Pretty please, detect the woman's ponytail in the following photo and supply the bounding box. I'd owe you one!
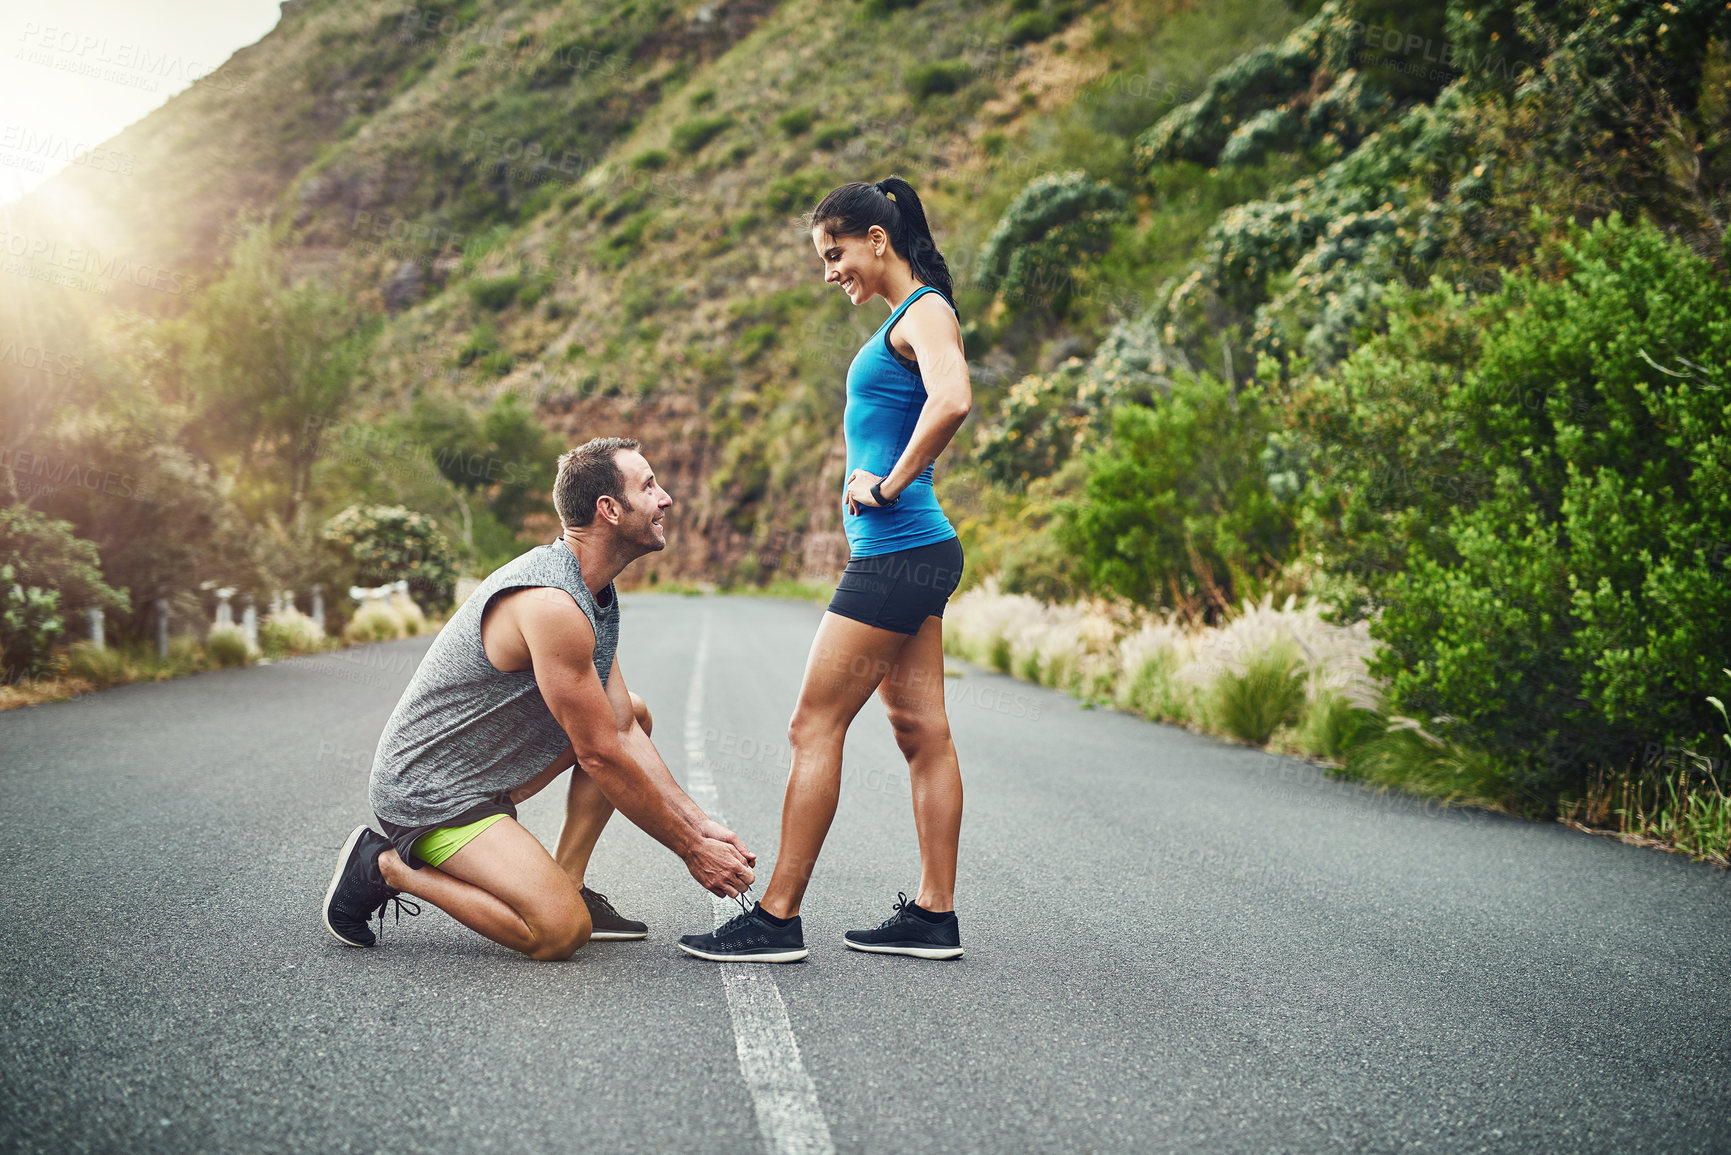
[810,174,954,303]
[874,176,953,303]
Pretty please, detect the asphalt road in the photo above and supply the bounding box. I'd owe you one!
[2,594,1728,1154]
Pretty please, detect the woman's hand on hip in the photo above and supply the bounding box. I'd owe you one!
[844,469,884,516]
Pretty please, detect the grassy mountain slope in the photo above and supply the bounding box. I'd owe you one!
[3,0,1297,584]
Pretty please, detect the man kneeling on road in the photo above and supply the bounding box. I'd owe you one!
[321,437,755,959]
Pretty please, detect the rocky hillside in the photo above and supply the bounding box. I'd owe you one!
[2,0,1293,583]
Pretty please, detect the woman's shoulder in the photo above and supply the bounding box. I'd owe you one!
[904,284,956,313]
[896,287,960,333]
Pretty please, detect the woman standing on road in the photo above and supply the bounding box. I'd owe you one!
[679,176,972,964]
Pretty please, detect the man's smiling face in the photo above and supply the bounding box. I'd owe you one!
[610,449,672,551]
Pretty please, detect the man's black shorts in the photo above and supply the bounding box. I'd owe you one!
[377,791,518,871]
[826,535,964,635]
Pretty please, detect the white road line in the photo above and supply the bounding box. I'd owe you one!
[683,610,836,1155]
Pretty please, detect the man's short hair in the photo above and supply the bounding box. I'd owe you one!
[553,437,640,527]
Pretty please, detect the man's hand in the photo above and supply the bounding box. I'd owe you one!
[685,835,756,898]
[844,468,886,516]
[700,818,756,867]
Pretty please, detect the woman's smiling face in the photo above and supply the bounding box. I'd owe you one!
[812,224,888,305]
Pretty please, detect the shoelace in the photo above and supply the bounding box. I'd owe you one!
[712,884,758,937]
[372,892,421,941]
[875,891,914,930]
[582,887,619,917]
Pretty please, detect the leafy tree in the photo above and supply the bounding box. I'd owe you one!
[973,312,1176,488]
[410,391,560,552]
[1274,280,1494,618]
[27,339,266,640]
[323,504,457,612]
[0,504,129,618]
[1056,373,1291,611]
[196,222,375,529]
[1372,217,1731,791]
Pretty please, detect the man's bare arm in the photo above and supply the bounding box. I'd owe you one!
[520,590,753,895]
[601,654,756,867]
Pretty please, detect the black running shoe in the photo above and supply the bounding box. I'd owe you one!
[678,899,808,963]
[322,825,419,947]
[843,892,963,959]
[581,886,647,941]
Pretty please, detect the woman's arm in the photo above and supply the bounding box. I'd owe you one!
[845,294,972,514]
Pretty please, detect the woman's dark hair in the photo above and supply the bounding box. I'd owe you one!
[809,176,954,302]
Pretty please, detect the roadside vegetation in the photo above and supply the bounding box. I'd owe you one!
[928,0,1731,867]
[3,0,1728,868]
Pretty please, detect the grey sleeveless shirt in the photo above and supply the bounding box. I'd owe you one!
[368,537,619,827]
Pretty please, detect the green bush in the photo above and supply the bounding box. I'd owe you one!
[1007,11,1056,44]
[904,59,971,103]
[1275,281,1492,620]
[0,505,129,620]
[65,640,121,686]
[631,148,670,170]
[1219,107,1299,167]
[1294,691,1378,761]
[1339,724,1512,810]
[322,505,457,612]
[204,624,253,668]
[1,563,64,681]
[601,209,658,265]
[260,610,326,657]
[344,603,407,643]
[774,107,816,137]
[458,323,500,368]
[671,115,733,154]
[811,123,855,151]
[1370,217,1731,793]
[974,313,1173,487]
[513,278,549,308]
[1135,35,1316,167]
[765,169,830,214]
[468,275,524,311]
[1118,649,1193,725]
[1055,373,1290,610]
[974,171,1127,314]
[61,640,127,689]
[1211,646,1305,745]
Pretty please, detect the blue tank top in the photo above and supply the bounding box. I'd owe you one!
[842,284,961,557]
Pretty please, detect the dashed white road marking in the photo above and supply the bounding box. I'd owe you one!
[683,610,836,1155]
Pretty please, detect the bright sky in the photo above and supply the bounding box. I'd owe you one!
[0,0,284,206]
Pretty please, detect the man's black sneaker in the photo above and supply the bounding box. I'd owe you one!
[678,901,808,963]
[322,825,418,947]
[843,893,963,959]
[581,886,647,941]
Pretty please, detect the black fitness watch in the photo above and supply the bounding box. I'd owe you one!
[870,481,899,506]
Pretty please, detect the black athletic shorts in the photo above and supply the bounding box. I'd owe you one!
[377,791,518,871]
[826,535,964,635]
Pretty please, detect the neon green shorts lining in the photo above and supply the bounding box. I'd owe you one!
[411,812,508,867]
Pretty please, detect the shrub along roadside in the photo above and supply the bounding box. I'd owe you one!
[944,582,1730,867]
[1364,216,1731,805]
[0,600,437,712]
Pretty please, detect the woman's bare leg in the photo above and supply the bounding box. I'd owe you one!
[757,612,912,919]
[877,615,961,912]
